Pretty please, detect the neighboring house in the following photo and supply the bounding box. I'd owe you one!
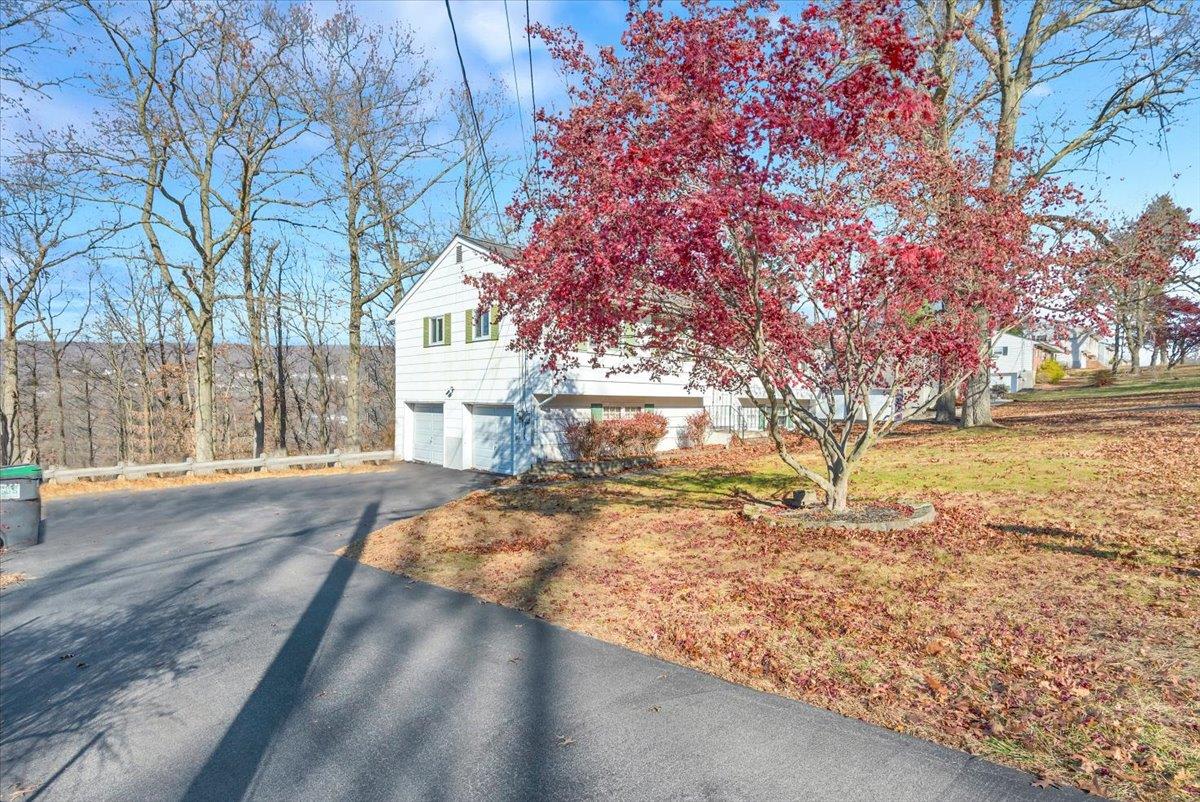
[991,332,1062,392]
[389,234,750,475]
[1054,329,1112,369]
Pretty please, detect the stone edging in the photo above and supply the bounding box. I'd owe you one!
[742,500,936,532]
[521,456,658,481]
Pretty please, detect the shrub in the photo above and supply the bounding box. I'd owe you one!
[990,383,1010,399]
[1037,359,1066,384]
[563,412,669,460]
[612,412,669,456]
[563,419,607,461]
[682,410,711,448]
[1090,369,1115,387]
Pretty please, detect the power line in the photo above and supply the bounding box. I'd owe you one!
[443,0,505,230]
[525,0,541,203]
[503,0,531,172]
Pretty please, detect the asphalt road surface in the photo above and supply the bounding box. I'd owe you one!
[0,463,1088,801]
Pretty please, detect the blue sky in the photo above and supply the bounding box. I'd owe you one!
[7,0,1199,338]
[22,0,1194,218]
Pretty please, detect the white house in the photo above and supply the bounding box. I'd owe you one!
[389,234,771,475]
[990,332,1061,391]
[390,234,939,475]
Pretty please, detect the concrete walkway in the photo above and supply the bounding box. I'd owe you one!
[0,464,1087,801]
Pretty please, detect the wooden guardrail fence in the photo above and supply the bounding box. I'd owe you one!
[40,450,394,484]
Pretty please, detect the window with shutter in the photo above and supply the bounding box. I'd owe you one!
[427,316,446,345]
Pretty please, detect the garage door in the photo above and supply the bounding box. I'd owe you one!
[473,405,514,474]
[412,403,444,464]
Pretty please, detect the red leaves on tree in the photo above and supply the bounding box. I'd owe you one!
[480,0,1073,505]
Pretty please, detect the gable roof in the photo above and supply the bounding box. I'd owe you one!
[457,233,519,260]
[385,233,519,321]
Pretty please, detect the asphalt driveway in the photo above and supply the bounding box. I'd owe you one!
[1,463,1086,801]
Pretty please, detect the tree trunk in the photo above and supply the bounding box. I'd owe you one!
[345,201,362,453]
[274,268,288,453]
[194,325,216,462]
[959,313,993,428]
[28,345,41,462]
[1124,323,1142,375]
[242,229,267,458]
[1110,324,1123,373]
[933,378,957,423]
[826,468,849,513]
[51,353,67,465]
[1,322,18,464]
[960,364,993,427]
[83,375,95,467]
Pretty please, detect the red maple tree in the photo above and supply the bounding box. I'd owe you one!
[1153,295,1200,368]
[483,0,1059,510]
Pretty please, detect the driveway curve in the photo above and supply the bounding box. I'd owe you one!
[1,463,1086,801]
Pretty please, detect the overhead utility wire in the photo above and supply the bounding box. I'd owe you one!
[443,0,505,228]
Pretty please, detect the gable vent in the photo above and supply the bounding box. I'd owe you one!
[456,244,463,263]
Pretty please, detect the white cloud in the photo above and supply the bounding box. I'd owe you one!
[1028,83,1053,98]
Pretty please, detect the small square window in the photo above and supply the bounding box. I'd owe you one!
[474,310,490,339]
[428,316,445,345]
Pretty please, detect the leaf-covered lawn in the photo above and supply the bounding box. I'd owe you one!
[345,378,1200,800]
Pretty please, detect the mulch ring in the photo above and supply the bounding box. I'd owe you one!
[743,499,935,531]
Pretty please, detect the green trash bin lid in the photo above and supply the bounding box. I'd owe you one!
[0,463,42,480]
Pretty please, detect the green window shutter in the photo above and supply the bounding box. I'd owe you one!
[590,403,603,422]
[443,312,451,345]
[489,304,500,340]
[465,309,474,343]
[643,403,655,412]
[422,317,430,348]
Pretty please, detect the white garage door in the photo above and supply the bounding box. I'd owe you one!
[412,403,444,464]
[473,405,514,474]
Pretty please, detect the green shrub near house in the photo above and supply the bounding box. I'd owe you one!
[1037,359,1066,384]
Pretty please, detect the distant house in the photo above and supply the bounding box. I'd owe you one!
[1055,330,1112,369]
[991,332,1062,391]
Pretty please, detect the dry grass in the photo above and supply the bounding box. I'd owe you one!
[344,377,1200,800]
[40,462,394,501]
[0,571,29,590]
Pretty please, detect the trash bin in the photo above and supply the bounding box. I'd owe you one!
[0,464,43,549]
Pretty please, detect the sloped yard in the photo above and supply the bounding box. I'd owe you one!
[345,377,1200,800]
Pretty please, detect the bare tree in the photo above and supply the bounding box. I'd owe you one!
[286,265,340,454]
[298,4,456,451]
[0,0,79,107]
[448,84,514,240]
[32,267,92,465]
[913,0,1200,426]
[1,134,112,463]
[81,0,301,461]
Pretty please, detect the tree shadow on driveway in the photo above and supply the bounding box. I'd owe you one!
[0,581,226,797]
[181,501,381,801]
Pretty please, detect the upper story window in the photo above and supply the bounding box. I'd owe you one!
[994,346,1009,356]
[474,309,490,339]
[426,315,446,346]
